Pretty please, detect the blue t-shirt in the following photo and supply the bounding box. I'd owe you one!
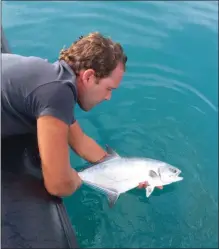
[1,53,77,138]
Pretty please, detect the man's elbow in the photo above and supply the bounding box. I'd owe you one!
[44,179,79,197]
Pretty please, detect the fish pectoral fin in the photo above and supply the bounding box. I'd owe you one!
[149,170,159,178]
[145,185,155,198]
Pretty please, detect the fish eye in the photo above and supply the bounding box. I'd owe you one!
[170,168,177,173]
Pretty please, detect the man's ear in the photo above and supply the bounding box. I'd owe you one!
[81,69,95,86]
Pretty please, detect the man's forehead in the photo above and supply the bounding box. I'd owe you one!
[110,64,124,86]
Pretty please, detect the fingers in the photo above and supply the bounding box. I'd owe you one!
[138,181,148,189]
[138,181,163,190]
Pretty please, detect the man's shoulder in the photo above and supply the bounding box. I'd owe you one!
[2,53,55,81]
[2,53,76,81]
[2,53,77,100]
[3,53,50,62]
[2,53,52,67]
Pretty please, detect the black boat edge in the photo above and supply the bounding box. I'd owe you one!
[1,26,79,248]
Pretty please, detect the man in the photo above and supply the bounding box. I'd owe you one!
[2,32,127,196]
[2,32,162,197]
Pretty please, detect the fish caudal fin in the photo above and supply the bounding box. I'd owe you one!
[145,185,155,197]
[82,180,120,208]
[107,190,120,208]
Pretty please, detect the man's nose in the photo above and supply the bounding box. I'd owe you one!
[105,92,111,100]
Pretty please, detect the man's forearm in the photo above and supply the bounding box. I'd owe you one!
[69,134,108,163]
[68,121,108,163]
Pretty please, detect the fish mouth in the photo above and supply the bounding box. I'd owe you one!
[175,170,181,176]
[174,176,183,182]
[173,170,183,181]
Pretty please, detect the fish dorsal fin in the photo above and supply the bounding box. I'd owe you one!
[145,185,155,198]
[105,145,120,158]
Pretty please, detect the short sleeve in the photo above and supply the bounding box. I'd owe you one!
[25,82,76,125]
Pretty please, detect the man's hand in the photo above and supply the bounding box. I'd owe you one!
[68,121,108,163]
[37,115,81,197]
[138,181,163,190]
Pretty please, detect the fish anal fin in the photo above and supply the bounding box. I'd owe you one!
[146,185,155,198]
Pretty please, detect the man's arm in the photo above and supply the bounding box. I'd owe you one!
[37,115,82,197]
[68,121,108,163]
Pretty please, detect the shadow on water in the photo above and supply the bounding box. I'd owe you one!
[64,186,105,248]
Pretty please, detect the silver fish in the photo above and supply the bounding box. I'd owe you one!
[78,146,183,208]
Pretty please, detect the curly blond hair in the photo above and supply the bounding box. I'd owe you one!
[59,32,127,78]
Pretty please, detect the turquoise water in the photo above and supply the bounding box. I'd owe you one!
[2,1,218,248]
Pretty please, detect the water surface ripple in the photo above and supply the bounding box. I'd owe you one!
[2,1,218,248]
